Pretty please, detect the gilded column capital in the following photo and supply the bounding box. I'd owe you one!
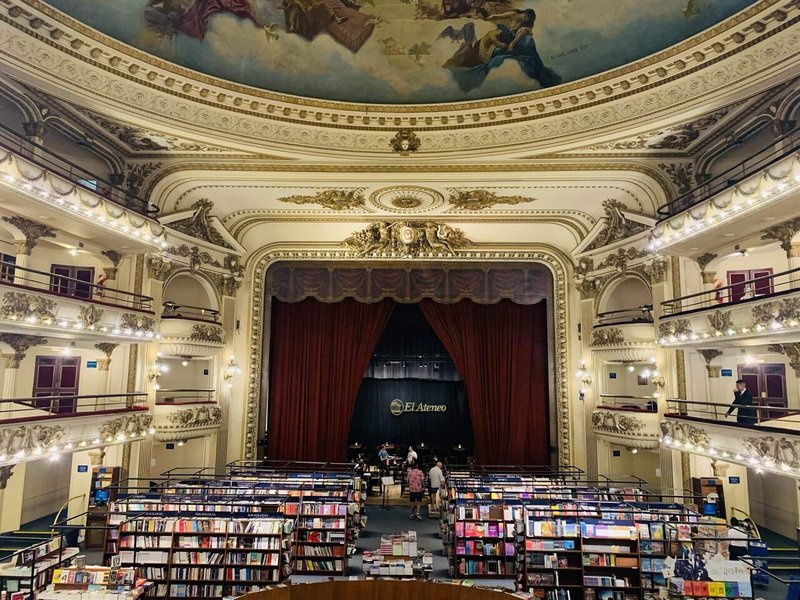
[762,217,800,257]
[696,252,717,272]
[1,216,56,255]
[701,271,717,285]
[0,333,48,367]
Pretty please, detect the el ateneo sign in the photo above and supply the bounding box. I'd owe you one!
[390,398,447,416]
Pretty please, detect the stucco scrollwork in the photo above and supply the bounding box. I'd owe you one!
[741,436,800,469]
[446,189,532,211]
[343,221,473,257]
[99,414,153,441]
[78,305,104,329]
[660,420,710,447]
[119,313,156,334]
[168,198,234,249]
[591,328,625,346]
[147,255,174,281]
[597,247,649,274]
[657,318,692,340]
[585,200,648,251]
[592,410,644,433]
[1,292,57,323]
[189,323,224,344]
[278,189,366,211]
[165,405,223,427]
[707,310,734,333]
[0,424,66,458]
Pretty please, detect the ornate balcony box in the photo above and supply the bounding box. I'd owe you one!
[159,317,224,357]
[657,277,800,348]
[0,397,152,468]
[153,392,222,442]
[0,267,157,343]
[662,404,800,479]
[590,322,656,362]
[592,406,661,449]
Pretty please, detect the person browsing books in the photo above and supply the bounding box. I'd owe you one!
[429,461,446,510]
[728,517,749,560]
[407,461,425,520]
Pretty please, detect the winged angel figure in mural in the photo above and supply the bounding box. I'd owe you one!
[145,0,377,52]
[440,9,561,91]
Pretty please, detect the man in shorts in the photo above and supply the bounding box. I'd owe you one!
[407,461,425,520]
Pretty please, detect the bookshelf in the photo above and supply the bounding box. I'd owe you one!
[116,516,291,599]
[516,504,583,599]
[451,500,522,578]
[0,537,79,599]
[580,521,641,600]
[291,500,349,575]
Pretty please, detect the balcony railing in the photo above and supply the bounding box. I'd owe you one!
[595,306,653,327]
[161,302,219,322]
[0,121,157,217]
[661,266,800,316]
[155,389,216,405]
[0,260,153,312]
[1,392,148,423]
[597,394,658,412]
[656,129,800,220]
[664,398,800,429]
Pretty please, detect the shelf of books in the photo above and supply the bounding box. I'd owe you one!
[116,516,292,599]
[0,536,79,599]
[451,500,524,578]
[41,565,153,599]
[291,500,349,575]
[515,504,582,599]
[580,520,641,600]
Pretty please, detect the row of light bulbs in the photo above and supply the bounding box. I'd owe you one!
[648,165,800,251]
[658,318,799,346]
[0,427,157,465]
[4,312,161,340]
[1,172,167,249]
[662,435,795,476]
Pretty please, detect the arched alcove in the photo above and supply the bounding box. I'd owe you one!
[163,272,218,311]
[599,276,652,314]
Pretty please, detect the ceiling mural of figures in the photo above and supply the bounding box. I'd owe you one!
[44,0,755,104]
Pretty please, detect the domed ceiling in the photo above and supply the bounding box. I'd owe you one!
[44,0,755,105]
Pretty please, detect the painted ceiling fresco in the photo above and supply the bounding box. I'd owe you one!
[44,0,755,104]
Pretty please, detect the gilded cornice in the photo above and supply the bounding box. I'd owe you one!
[148,162,673,204]
[1,0,797,155]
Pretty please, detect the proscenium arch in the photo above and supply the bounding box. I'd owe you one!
[241,246,573,467]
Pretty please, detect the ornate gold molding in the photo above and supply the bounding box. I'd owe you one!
[244,246,572,465]
[343,221,473,258]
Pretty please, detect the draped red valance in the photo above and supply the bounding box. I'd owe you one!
[265,262,552,305]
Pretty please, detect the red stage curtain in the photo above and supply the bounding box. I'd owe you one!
[419,299,550,465]
[267,298,395,462]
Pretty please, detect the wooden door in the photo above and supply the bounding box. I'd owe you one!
[49,265,95,299]
[32,356,80,413]
[736,363,787,421]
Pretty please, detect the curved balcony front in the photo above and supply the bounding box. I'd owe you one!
[591,306,656,362]
[158,303,224,357]
[153,389,222,442]
[592,395,661,450]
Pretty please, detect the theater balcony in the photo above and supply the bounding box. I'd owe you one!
[657,267,800,348]
[590,305,656,362]
[158,302,224,357]
[592,394,661,450]
[662,398,800,479]
[152,389,222,442]
[650,133,800,258]
[0,392,152,467]
[0,261,158,342]
[0,123,166,253]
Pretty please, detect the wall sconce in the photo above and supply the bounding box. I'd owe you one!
[148,355,168,390]
[575,362,592,399]
[223,356,241,389]
[644,365,665,398]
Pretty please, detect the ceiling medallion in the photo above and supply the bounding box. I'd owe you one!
[369,186,444,214]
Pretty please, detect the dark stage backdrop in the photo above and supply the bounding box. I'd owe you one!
[348,378,474,460]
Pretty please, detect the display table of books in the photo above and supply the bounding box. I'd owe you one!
[361,531,433,579]
[37,566,152,599]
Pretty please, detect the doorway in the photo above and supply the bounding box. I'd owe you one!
[736,363,787,420]
[33,356,81,413]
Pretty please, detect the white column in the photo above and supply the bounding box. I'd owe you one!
[788,244,800,286]
[97,358,112,396]
[1,355,18,399]
[12,242,30,286]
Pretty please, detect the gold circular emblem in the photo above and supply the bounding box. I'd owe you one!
[389,399,404,416]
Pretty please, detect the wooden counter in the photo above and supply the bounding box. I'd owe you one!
[240,580,522,600]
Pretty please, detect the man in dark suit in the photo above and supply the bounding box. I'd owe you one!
[726,379,756,425]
